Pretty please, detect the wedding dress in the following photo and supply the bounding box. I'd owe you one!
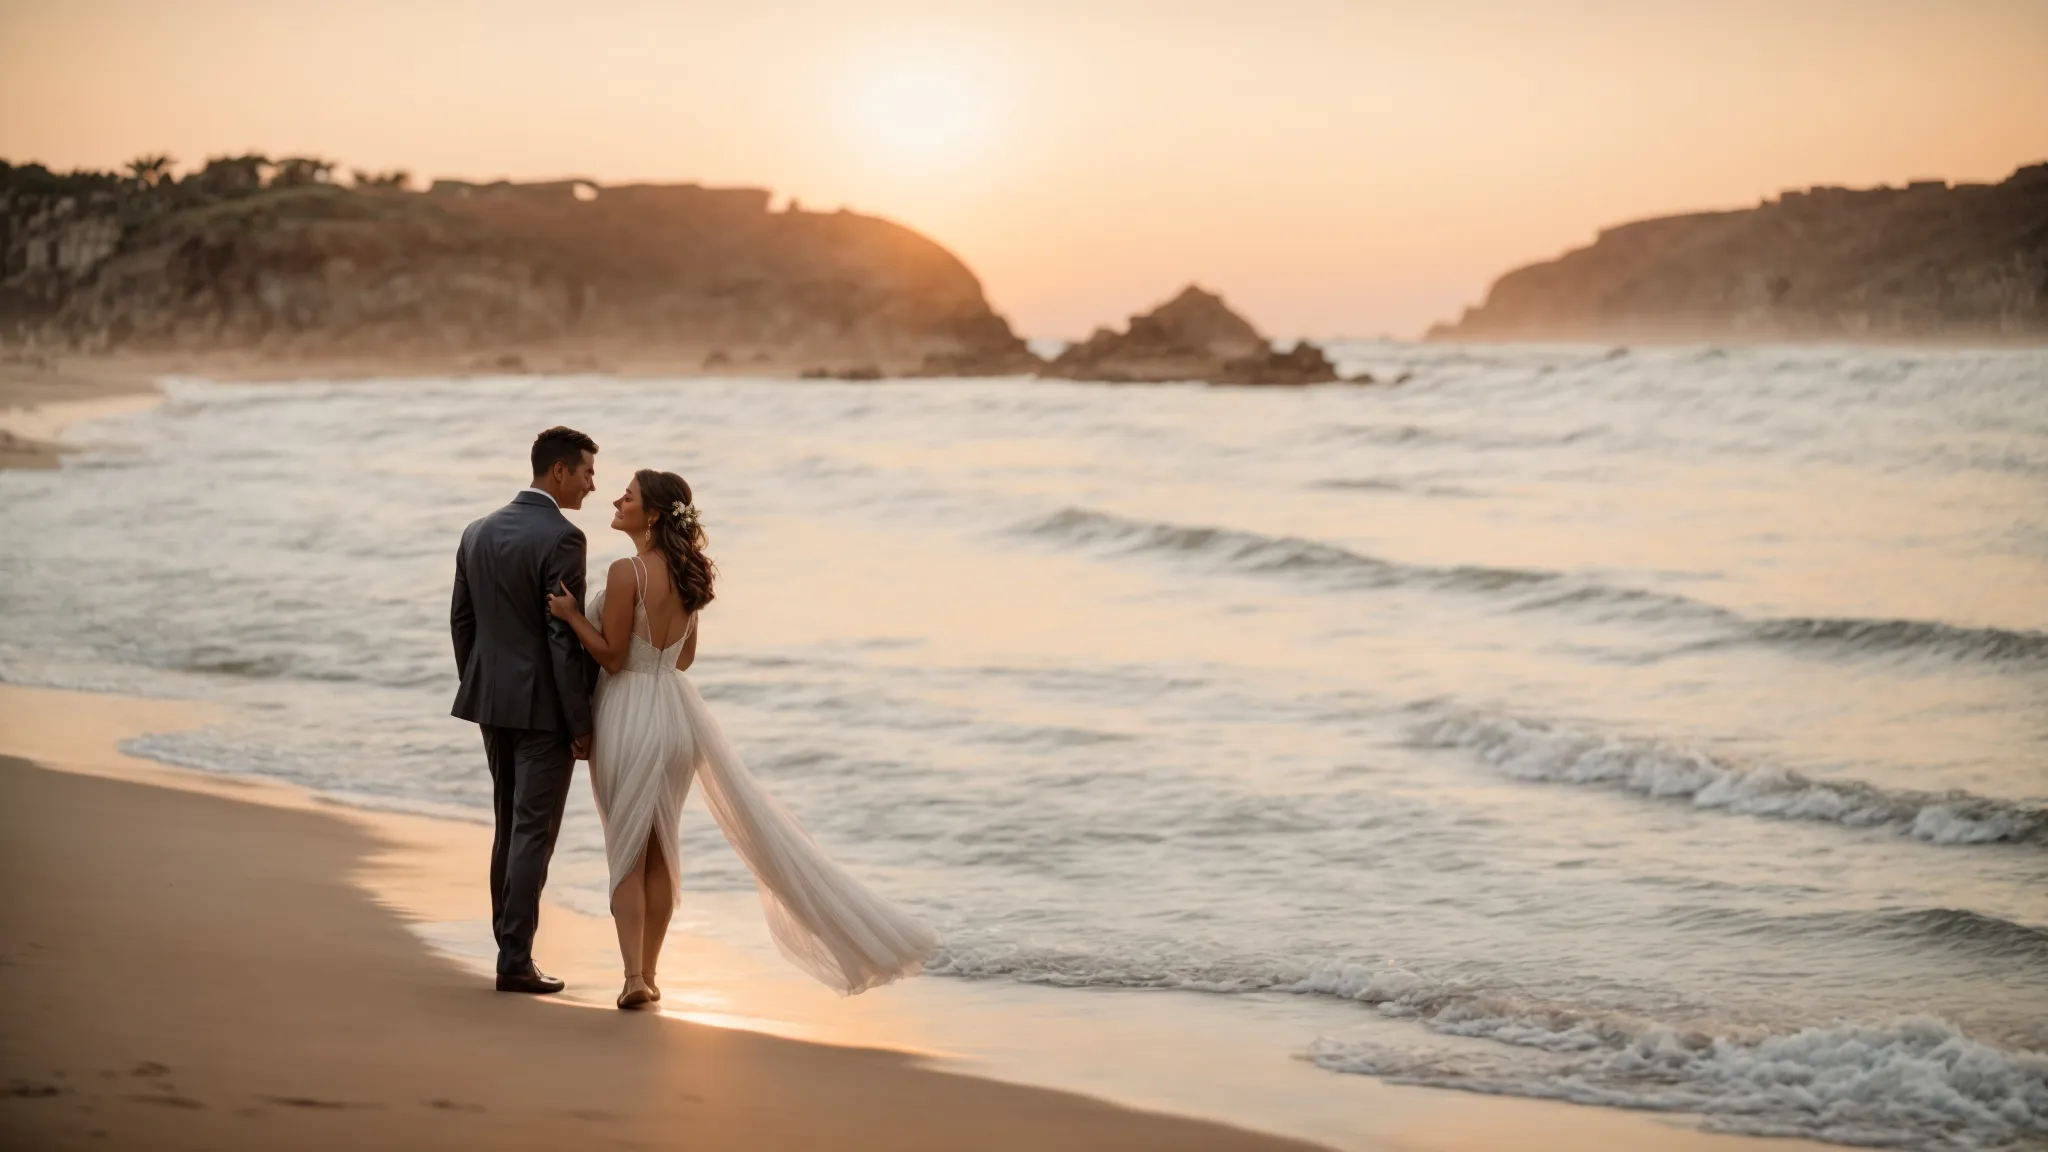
[585,559,935,994]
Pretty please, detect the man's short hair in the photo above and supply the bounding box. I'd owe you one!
[531,426,598,479]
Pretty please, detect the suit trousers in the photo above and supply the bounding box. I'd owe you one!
[481,725,574,974]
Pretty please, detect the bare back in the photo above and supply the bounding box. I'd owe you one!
[629,554,695,666]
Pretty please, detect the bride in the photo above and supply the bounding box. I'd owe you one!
[546,469,935,1008]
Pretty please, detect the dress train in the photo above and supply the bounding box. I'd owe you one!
[587,582,935,994]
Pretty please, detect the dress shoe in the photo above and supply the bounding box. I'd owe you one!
[496,964,566,994]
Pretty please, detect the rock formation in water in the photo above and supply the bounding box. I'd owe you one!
[1431,162,2048,343]
[1043,285,1341,384]
[0,156,1034,372]
[1212,339,1344,385]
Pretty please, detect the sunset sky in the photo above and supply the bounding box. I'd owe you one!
[4,0,2045,338]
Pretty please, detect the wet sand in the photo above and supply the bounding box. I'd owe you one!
[0,684,1850,1152]
[0,687,1331,1152]
[0,354,166,469]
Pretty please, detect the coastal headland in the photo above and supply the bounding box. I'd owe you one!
[1430,162,2048,344]
[8,153,2044,402]
[1,157,1036,379]
[3,154,1371,385]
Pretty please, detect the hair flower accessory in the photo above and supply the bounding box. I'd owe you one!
[671,500,702,533]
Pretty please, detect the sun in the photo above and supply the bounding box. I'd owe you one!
[849,63,993,163]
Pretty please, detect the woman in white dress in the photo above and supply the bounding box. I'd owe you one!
[547,469,935,1009]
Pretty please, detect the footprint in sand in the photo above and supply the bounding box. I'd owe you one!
[126,1093,205,1109]
[259,1095,379,1110]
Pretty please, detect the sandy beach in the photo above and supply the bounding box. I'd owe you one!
[0,354,167,469]
[0,683,1859,1152]
[0,684,1340,1152]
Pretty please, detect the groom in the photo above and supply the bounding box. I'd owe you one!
[451,426,600,994]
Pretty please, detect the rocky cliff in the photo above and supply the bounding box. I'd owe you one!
[1431,162,2048,343]
[0,158,1033,372]
[1045,285,1341,384]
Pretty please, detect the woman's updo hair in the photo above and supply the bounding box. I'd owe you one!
[635,469,716,613]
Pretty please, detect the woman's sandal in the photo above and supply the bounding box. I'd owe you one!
[617,974,654,1010]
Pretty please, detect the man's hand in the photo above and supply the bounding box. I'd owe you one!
[571,734,592,761]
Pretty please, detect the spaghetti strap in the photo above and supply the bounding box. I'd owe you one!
[627,554,653,645]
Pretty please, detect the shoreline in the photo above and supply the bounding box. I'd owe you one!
[0,682,1845,1152]
[0,354,165,468]
[0,684,1335,1152]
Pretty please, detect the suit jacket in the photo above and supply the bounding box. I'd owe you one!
[450,490,597,735]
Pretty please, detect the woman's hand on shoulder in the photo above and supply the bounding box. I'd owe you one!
[546,580,580,621]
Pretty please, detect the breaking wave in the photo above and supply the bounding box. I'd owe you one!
[930,942,2047,1151]
[1019,507,2048,668]
[1745,617,2048,665]
[1408,707,2047,845]
[1311,1017,2048,1151]
[1018,505,1554,593]
[1864,908,2048,963]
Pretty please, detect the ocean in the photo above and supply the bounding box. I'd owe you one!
[3,343,2043,1149]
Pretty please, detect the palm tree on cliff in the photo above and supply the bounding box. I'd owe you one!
[195,154,271,196]
[270,156,336,188]
[351,168,412,190]
[125,154,175,189]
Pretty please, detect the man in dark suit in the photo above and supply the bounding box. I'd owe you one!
[451,426,600,994]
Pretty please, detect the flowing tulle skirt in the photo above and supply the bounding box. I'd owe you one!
[587,652,936,995]
[587,665,695,904]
